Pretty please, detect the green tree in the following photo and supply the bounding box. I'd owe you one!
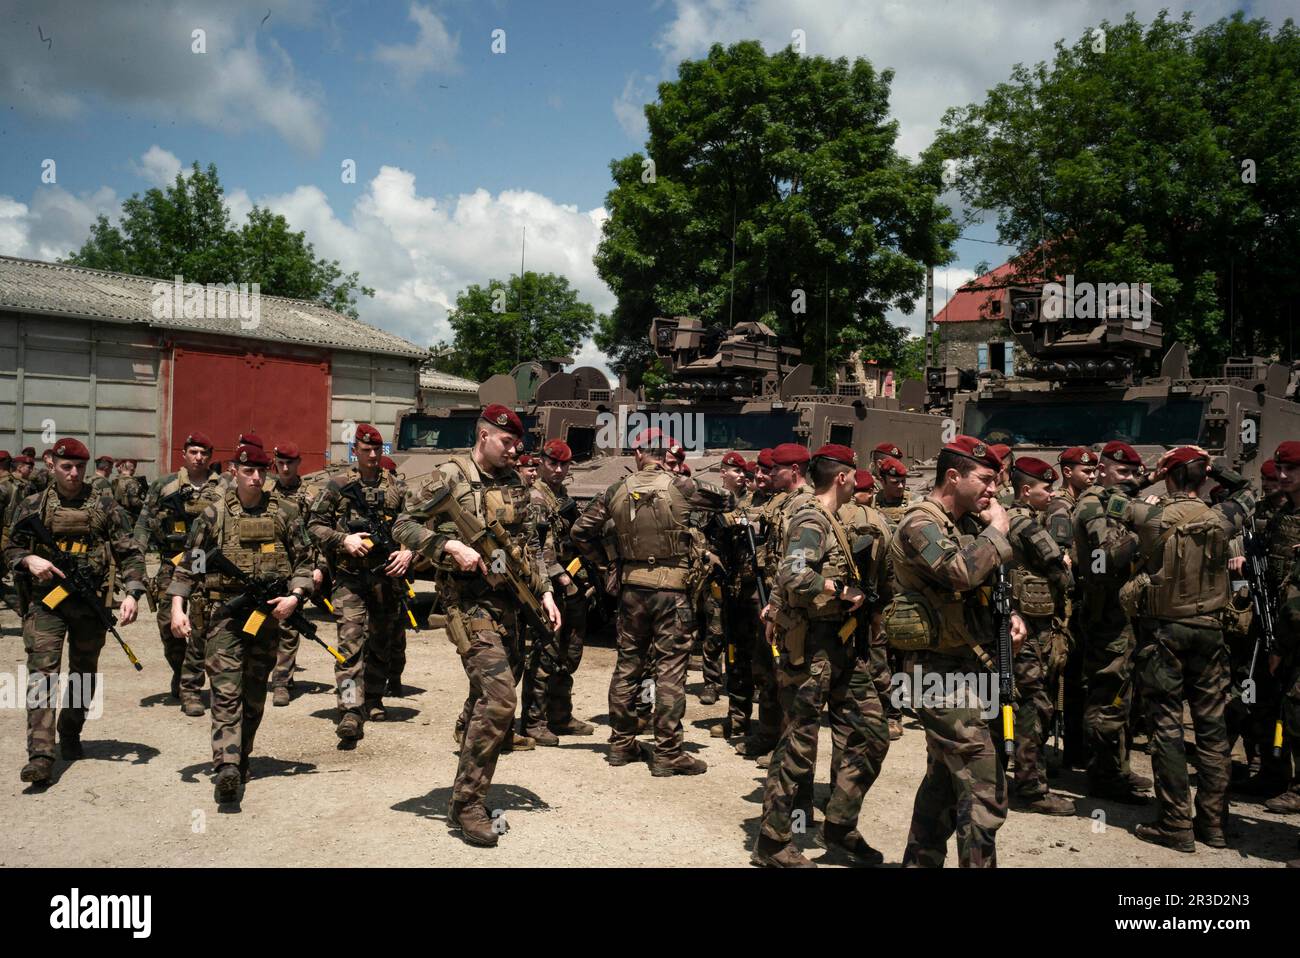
[441,272,602,382]
[64,162,373,319]
[594,41,958,386]
[927,11,1300,372]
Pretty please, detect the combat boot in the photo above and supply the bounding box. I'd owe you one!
[1134,822,1195,853]
[710,718,732,739]
[169,675,181,700]
[525,725,560,747]
[735,735,776,758]
[1088,778,1150,805]
[650,754,707,777]
[818,822,885,865]
[502,731,535,752]
[367,702,387,722]
[1013,791,1076,816]
[386,676,403,697]
[272,687,290,708]
[549,717,594,736]
[449,801,499,847]
[1125,770,1153,791]
[1264,790,1300,814]
[336,712,364,741]
[1193,816,1228,849]
[606,745,642,766]
[699,685,719,705]
[59,734,84,761]
[181,696,205,717]
[888,718,903,741]
[19,756,53,785]
[750,835,815,868]
[213,764,242,805]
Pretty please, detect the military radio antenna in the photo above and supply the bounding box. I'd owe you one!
[728,201,736,327]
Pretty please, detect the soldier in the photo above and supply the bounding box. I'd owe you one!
[1071,440,1154,804]
[869,442,903,473]
[380,455,399,479]
[990,444,1014,507]
[111,459,144,522]
[391,404,561,847]
[133,431,222,715]
[267,442,326,707]
[1002,456,1076,815]
[751,449,775,507]
[0,450,14,538]
[89,456,114,497]
[874,457,912,526]
[852,469,901,740]
[518,453,538,488]
[852,468,876,509]
[4,438,147,786]
[29,448,54,494]
[2,453,37,541]
[1106,446,1254,850]
[520,438,595,743]
[885,436,1027,867]
[709,451,762,736]
[167,443,316,805]
[571,427,732,776]
[307,423,414,741]
[1050,446,1096,771]
[752,445,889,867]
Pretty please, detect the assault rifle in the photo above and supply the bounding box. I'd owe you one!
[156,489,197,551]
[201,549,345,664]
[1241,526,1286,759]
[340,483,421,631]
[12,512,142,671]
[992,563,1016,757]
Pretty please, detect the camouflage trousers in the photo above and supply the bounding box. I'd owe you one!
[724,588,761,733]
[1279,657,1300,796]
[609,586,693,761]
[205,611,278,770]
[448,596,524,806]
[22,604,104,760]
[901,650,1008,868]
[1062,607,1089,767]
[1133,619,1231,831]
[153,564,207,699]
[751,588,782,744]
[330,574,403,716]
[700,588,725,693]
[1009,619,1064,797]
[1080,612,1137,787]
[522,579,586,731]
[270,624,300,690]
[759,625,889,844]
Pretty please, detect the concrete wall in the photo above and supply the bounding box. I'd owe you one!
[329,350,420,463]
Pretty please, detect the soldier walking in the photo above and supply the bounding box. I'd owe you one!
[267,441,325,707]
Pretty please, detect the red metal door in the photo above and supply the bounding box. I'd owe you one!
[169,345,329,472]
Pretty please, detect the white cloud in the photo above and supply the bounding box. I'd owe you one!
[613,73,657,141]
[0,186,119,262]
[132,146,184,188]
[375,3,461,85]
[0,0,326,151]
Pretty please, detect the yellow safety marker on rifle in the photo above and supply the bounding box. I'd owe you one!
[1002,702,1015,754]
[42,585,70,610]
[567,557,582,576]
[401,579,418,629]
[321,596,336,613]
[242,609,267,635]
[170,552,185,566]
[838,616,857,642]
[1275,718,1286,757]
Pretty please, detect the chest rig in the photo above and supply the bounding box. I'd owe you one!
[39,487,111,575]
[206,490,292,591]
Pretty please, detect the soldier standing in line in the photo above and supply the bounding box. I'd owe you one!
[1001,456,1076,815]
[1106,446,1254,850]
[886,436,1026,867]
[2,453,37,546]
[391,404,561,846]
[167,443,316,805]
[518,453,538,488]
[112,459,144,522]
[698,451,751,707]
[0,451,15,544]
[990,444,1015,507]
[752,445,889,868]
[520,438,596,744]
[869,442,903,474]
[571,427,732,776]
[266,441,326,707]
[89,456,115,497]
[29,448,54,495]
[751,449,775,506]
[847,469,902,741]
[5,438,146,786]
[708,451,761,737]
[1049,446,1096,771]
[1071,440,1154,804]
[307,423,414,742]
[133,431,222,715]
[874,457,913,527]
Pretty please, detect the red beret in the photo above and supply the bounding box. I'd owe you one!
[233,444,272,467]
[772,443,811,467]
[480,404,524,439]
[873,442,902,458]
[1162,446,1209,470]
[274,441,301,461]
[757,448,775,469]
[183,431,213,451]
[630,427,666,450]
[1273,441,1300,467]
[854,469,876,492]
[681,463,692,476]
[13,454,34,465]
[51,438,90,461]
[354,423,385,446]
[1012,456,1056,483]
[238,432,264,449]
[517,453,535,467]
[380,456,397,471]
[542,439,572,463]
[95,455,114,467]
[666,442,686,461]
[877,456,908,477]
[989,444,1012,463]
[743,459,757,475]
[1101,441,1142,467]
[812,444,856,467]
[0,450,10,463]
[1261,459,1278,479]
[721,451,747,469]
[943,435,1002,470]
[1059,446,1096,466]
[21,446,35,457]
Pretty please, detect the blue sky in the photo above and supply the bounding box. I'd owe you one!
[1,0,1289,377]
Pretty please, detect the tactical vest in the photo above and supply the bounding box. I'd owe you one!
[157,469,215,546]
[204,490,293,591]
[884,499,985,652]
[876,490,912,526]
[39,487,112,577]
[1123,495,1229,624]
[762,487,814,582]
[439,455,537,592]
[1266,504,1300,595]
[791,500,860,620]
[609,467,693,590]
[1006,505,1056,618]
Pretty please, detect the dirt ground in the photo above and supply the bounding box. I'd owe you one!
[0,587,1295,869]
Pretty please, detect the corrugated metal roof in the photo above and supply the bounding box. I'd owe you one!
[0,255,427,358]
[419,370,479,393]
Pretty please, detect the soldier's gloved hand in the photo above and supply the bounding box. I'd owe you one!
[1010,612,1027,653]
[444,539,486,573]
[342,532,372,557]
[22,555,64,583]
[542,591,562,631]
[119,594,139,626]
[384,547,414,577]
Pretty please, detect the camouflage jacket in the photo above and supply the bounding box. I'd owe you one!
[133,467,224,555]
[1070,483,1139,628]
[167,488,315,600]
[1043,488,1077,555]
[111,474,143,517]
[528,478,579,580]
[307,468,410,575]
[1264,497,1300,654]
[777,498,862,622]
[90,473,114,497]
[0,472,16,542]
[3,482,148,595]
[837,500,892,608]
[1006,503,1074,619]
[875,488,914,527]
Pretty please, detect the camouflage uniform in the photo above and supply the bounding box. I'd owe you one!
[875,488,914,528]
[759,498,889,846]
[1071,484,1142,793]
[133,466,223,705]
[307,467,411,725]
[90,472,114,497]
[111,473,143,522]
[4,482,147,763]
[267,474,321,693]
[715,490,764,736]
[1264,497,1300,808]
[392,455,551,807]
[167,488,314,774]
[1115,477,1253,834]
[1003,503,1073,799]
[888,497,1013,867]
[1044,487,1086,767]
[571,461,732,768]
